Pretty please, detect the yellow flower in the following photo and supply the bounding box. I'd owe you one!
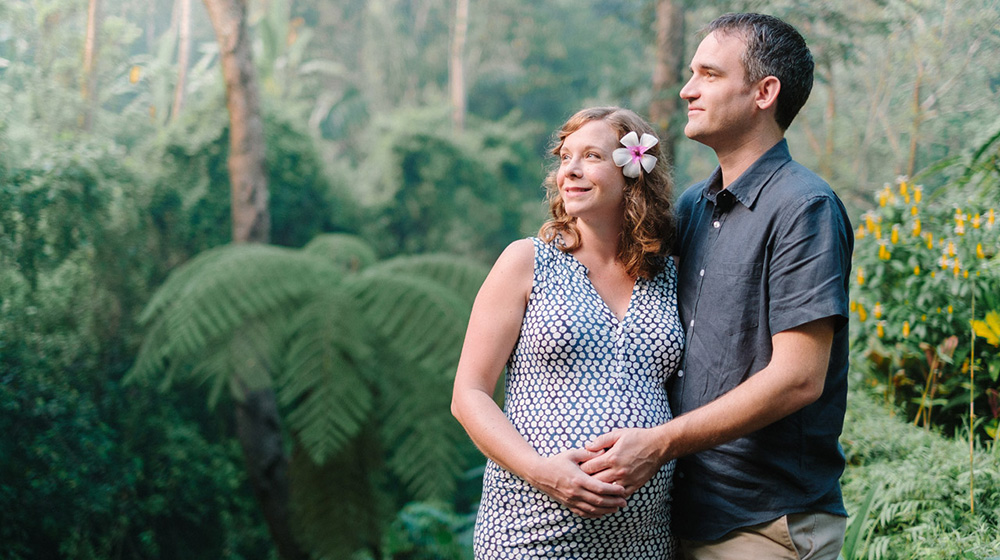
[855,225,866,239]
[856,268,865,286]
[988,209,995,227]
[913,265,921,276]
[931,270,936,278]
[973,214,981,229]
[947,241,956,257]
[955,222,965,235]
[948,305,954,315]
[879,243,891,261]
[921,314,927,321]
[913,186,922,203]
[890,224,900,244]
[876,322,885,338]
[899,181,908,195]
[939,255,950,269]
[865,213,876,233]
[129,66,142,84]
[911,206,919,216]
[972,311,1000,346]
[977,243,985,259]
[874,302,883,319]
[964,269,969,278]
[903,321,910,337]
[858,304,868,322]
[924,232,933,249]
[912,218,922,236]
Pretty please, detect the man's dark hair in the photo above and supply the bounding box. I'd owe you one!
[707,12,814,130]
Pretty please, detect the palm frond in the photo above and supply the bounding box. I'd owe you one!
[302,233,378,273]
[280,289,375,464]
[127,244,342,388]
[344,271,471,374]
[367,253,489,306]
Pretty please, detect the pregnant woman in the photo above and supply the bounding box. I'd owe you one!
[451,106,684,559]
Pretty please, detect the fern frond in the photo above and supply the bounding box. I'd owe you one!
[302,233,378,273]
[381,367,469,500]
[128,244,342,388]
[290,436,391,559]
[378,365,467,497]
[280,290,375,464]
[345,272,470,374]
[138,244,235,325]
[367,253,489,305]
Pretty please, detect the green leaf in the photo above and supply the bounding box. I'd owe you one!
[280,289,375,464]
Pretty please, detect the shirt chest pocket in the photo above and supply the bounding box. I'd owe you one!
[702,261,763,335]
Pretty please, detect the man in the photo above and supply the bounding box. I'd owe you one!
[582,12,853,559]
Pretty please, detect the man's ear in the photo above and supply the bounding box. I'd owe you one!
[755,76,781,110]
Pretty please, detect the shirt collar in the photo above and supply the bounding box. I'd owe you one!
[700,139,792,210]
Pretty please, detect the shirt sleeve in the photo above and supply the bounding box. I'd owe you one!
[767,193,852,335]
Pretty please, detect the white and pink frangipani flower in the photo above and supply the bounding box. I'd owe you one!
[612,131,658,178]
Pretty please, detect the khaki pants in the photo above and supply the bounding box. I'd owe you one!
[680,512,847,560]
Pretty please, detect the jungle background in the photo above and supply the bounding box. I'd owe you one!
[1,0,999,558]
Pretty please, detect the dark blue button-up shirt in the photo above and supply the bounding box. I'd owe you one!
[670,139,853,541]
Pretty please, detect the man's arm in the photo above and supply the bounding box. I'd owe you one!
[581,316,835,496]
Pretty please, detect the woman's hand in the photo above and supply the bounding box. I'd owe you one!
[527,448,628,518]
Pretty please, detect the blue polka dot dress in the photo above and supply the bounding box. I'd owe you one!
[473,237,684,559]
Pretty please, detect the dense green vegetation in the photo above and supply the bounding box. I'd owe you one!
[2,0,999,558]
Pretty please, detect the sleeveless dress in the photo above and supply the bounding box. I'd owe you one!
[473,237,684,559]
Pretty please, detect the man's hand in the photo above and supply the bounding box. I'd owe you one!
[579,428,666,497]
[528,448,628,518]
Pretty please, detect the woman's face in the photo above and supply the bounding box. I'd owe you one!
[556,119,627,224]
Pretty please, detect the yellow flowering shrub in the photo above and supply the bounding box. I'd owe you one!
[851,178,1000,439]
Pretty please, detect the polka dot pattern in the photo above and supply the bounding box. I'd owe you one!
[474,237,684,559]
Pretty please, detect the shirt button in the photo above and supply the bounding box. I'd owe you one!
[699,269,705,277]
[677,369,684,378]
[689,320,694,328]
[713,220,721,228]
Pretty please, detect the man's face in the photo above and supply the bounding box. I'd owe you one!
[679,31,759,150]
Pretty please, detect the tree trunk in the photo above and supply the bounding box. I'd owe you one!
[449,0,469,132]
[204,0,270,245]
[649,0,684,165]
[172,0,192,120]
[81,0,101,131]
[203,1,299,559]
[235,384,307,560]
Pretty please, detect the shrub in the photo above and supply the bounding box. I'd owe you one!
[849,177,1000,441]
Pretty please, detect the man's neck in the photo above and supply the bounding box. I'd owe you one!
[715,129,784,189]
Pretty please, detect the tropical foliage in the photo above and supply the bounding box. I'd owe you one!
[839,388,1000,560]
[849,127,1000,441]
[125,234,489,558]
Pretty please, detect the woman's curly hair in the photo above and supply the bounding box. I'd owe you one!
[538,106,676,279]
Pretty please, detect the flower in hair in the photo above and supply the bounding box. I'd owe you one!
[612,131,658,178]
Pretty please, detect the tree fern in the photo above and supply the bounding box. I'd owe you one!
[346,272,471,373]
[127,234,491,557]
[290,436,390,560]
[302,232,379,272]
[380,367,470,500]
[368,253,489,304]
[280,289,374,464]
[128,244,342,389]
